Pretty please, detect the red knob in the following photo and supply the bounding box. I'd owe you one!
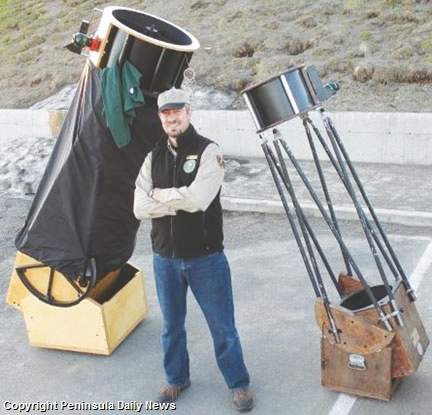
[89,37,101,52]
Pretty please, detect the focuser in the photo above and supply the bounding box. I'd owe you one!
[65,19,101,55]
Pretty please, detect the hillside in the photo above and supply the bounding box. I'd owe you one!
[0,0,432,111]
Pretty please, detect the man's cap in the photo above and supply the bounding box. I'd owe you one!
[157,88,190,112]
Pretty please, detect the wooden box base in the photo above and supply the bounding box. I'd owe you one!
[321,337,400,400]
[317,276,429,400]
[7,260,148,355]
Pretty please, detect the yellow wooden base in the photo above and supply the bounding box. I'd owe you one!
[7,257,148,355]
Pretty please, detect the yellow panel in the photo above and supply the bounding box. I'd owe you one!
[102,271,148,354]
[21,295,109,355]
[15,265,148,355]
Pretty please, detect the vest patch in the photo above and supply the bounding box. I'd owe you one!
[183,159,197,173]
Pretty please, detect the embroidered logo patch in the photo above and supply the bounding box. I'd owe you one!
[183,159,197,173]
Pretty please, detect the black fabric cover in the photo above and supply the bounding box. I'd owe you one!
[15,61,164,280]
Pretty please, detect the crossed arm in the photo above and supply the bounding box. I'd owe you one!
[133,143,224,219]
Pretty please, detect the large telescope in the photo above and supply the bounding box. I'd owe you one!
[242,64,429,400]
[6,6,199,354]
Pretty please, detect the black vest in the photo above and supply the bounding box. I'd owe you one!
[150,124,224,258]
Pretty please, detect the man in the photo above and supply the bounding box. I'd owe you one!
[134,88,253,412]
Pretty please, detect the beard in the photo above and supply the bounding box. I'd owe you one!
[167,127,181,137]
[165,123,185,138]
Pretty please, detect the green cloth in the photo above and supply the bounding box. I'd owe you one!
[100,60,145,148]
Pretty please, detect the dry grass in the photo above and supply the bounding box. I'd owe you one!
[374,65,432,83]
[0,0,432,111]
[233,42,259,58]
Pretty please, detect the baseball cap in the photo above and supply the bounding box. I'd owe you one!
[157,88,190,112]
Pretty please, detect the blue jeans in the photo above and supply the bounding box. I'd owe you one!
[153,251,250,389]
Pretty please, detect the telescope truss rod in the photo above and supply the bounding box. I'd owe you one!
[262,134,341,293]
[307,117,401,283]
[270,139,343,298]
[322,112,416,302]
[303,118,352,277]
[260,136,320,299]
[308,116,404,327]
[272,130,362,286]
[262,136,341,342]
[271,139,342,342]
[276,131,394,331]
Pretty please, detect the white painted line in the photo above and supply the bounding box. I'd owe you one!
[409,240,432,292]
[387,234,432,242]
[327,394,357,415]
[326,239,432,415]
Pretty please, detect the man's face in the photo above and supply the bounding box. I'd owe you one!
[159,105,192,138]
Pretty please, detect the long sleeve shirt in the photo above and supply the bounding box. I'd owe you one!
[134,142,224,219]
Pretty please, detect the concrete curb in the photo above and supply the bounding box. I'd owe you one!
[221,196,432,228]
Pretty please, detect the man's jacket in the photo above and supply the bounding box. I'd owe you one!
[134,124,225,258]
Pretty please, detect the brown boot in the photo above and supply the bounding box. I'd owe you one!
[232,387,254,412]
[157,379,191,403]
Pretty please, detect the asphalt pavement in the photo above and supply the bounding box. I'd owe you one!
[0,157,432,415]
